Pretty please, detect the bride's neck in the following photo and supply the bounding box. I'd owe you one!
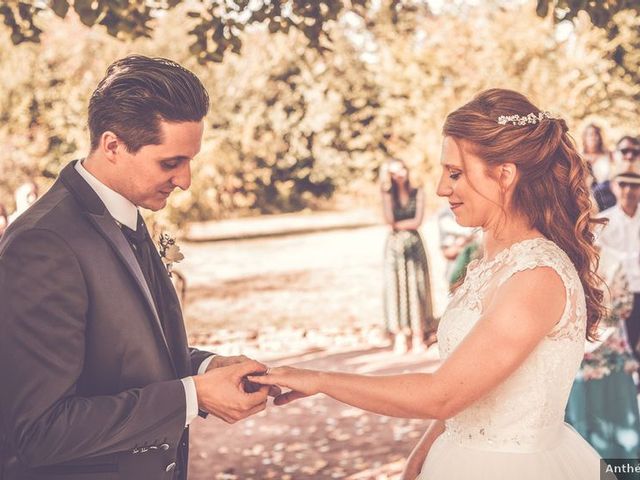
[482,215,541,261]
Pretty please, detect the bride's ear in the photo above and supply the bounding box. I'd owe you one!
[498,163,518,191]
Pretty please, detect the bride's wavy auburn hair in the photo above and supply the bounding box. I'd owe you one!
[444,88,605,340]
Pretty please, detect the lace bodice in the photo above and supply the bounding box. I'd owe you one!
[438,237,587,452]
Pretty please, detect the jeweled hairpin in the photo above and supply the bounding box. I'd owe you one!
[497,111,555,126]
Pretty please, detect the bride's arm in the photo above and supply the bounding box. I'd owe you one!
[400,420,445,480]
[251,266,565,419]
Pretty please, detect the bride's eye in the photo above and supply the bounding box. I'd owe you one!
[449,171,461,180]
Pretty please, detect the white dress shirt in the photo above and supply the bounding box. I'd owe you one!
[597,204,640,293]
[75,160,213,426]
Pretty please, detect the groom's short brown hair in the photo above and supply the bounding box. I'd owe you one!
[88,55,209,153]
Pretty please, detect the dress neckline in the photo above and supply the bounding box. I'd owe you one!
[469,236,549,273]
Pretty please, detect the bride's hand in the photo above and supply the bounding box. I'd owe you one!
[247,366,322,406]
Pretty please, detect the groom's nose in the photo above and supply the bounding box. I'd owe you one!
[172,163,192,191]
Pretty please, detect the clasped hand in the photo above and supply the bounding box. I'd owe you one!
[194,355,278,423]
[248,366,322,406]
[194,355,321,424]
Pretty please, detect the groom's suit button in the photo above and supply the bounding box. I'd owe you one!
[160,443,170,451]
[165,462,176,472]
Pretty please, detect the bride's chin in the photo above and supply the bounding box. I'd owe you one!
[458,219,482,229]
[453,215,472,227]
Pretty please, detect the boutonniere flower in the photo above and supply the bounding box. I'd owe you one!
[158,233,184,277]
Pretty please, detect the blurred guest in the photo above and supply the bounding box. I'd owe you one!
[597,151,640,359]
[381,159,435,352]
[616,135,640,164]
[0,203,8,238]
[582,124,612,184]
[565,247,640,458]
[437,206,476,281]
[594,136,640,214]
[447,233,482,289]
[582,124,615,211]
[8,180,39,223]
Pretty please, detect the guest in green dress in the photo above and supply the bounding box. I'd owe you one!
[447,237,481,290]
[565,249,640,458]
[381,159,435,352]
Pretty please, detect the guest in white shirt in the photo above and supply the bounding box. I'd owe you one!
[7,180,39,223]
[598,144,640,356]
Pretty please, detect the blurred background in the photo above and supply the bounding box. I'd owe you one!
[1,0,639,478]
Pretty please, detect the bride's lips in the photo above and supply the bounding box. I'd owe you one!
[449,202,463,210]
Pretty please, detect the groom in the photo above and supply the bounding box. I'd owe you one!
[0,56,271,480]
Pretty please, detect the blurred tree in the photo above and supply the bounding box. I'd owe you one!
[536,0,640,94]
[0,0,373,63]
[536,0,640,28]
[2,0,638,64]
[175,26,390,219]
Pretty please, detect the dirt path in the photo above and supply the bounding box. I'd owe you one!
[188,345,440,480]
[179,222,449,340]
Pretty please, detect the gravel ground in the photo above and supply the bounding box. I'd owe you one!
[188,345,441,480]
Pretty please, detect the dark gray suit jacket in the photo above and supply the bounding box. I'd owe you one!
[0,162,211,479]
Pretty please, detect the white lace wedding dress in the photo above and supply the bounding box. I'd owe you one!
[418,238,607,480]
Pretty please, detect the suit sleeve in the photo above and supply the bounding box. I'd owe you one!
[0,229,186,467]
[188,348,214,376]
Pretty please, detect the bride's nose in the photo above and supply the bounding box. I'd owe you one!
[437,173,452,197]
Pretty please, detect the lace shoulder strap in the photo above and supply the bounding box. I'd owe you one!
[494,238,585,340]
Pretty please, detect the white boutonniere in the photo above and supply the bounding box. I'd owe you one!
[158,233,184,277]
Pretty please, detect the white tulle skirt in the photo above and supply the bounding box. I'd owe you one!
[418,423,611,480]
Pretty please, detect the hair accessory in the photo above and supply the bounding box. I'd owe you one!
[497,111,556,126]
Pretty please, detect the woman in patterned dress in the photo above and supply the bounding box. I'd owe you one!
[381,159,435,352]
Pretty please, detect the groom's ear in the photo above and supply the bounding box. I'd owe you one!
[100,131,124,164]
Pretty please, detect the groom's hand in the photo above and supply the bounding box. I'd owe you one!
[193,360,270,424]
[205,354,251,371]
[205,355,282,397]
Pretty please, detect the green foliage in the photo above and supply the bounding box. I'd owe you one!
[2,1,639,65]
[535,0,640,91]
[157,20,390,220]
[0,0,373,63]
[536,0,640,28]
[0,20,120,207]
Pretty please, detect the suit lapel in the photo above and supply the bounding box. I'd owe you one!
[147,240,191,376]
[59,161,177,375]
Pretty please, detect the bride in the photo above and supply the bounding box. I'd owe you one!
[249,89,611,479]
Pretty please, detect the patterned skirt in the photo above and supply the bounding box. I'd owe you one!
[383,230,435,336]
[565,370,640,458]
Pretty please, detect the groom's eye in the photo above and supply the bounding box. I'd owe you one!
[161,161,179,170]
